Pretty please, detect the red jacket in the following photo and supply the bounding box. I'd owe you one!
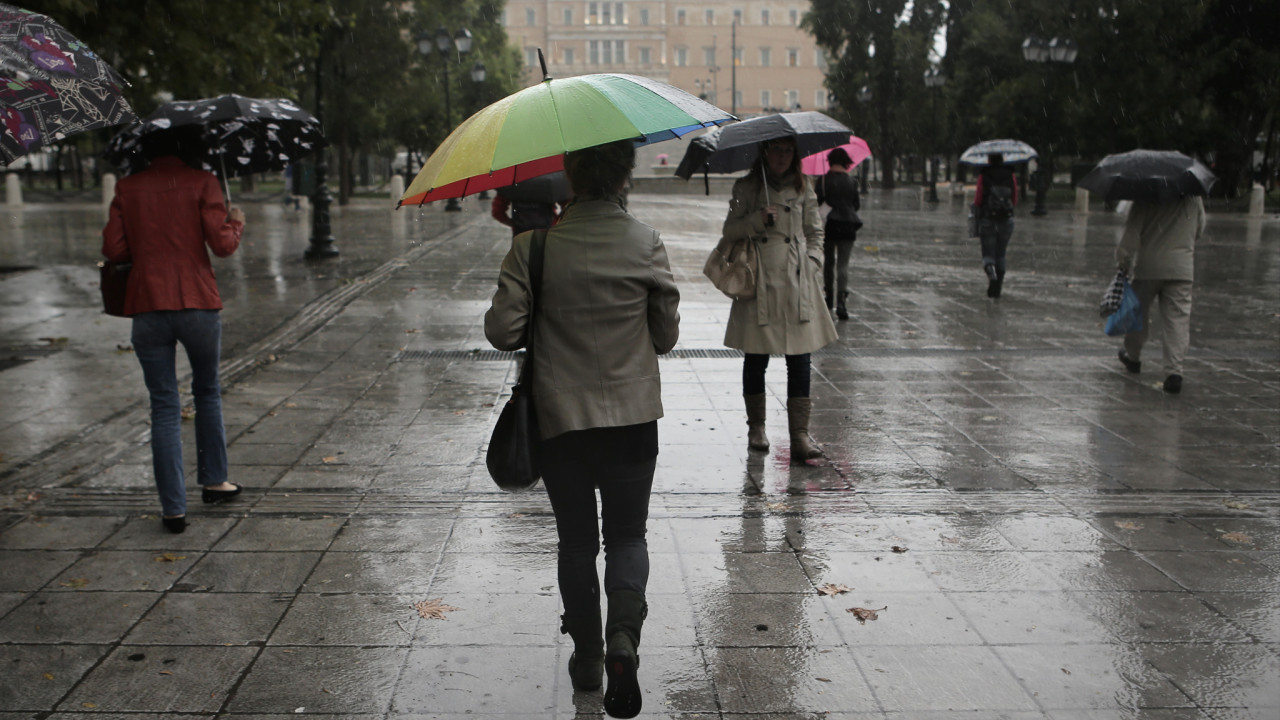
[102,156,242,315]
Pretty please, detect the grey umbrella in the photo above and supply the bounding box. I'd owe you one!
[1078,149,1216,204]
[675,112,852,181]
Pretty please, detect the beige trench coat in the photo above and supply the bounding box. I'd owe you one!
[485,199,681,439]
[721,174,838,355]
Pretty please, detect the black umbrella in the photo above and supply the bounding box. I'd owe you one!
[675,112,853,182]
[0,2,136,165]
[105,94,324,199]
[1077,149,1216,204]
[496,171,572,204]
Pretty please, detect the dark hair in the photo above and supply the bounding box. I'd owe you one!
[750,137,804,192]
[987,152,1004,166]
[142,126,205,168]
[827,147,852,168]
[564,140,635,199]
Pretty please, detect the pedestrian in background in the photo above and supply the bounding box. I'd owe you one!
[485,140,680,719]
[814,146,862,320]
[1114,195,1206,394]
[721,137,837,461]
[101,129,246,534]
[491,195,560,236]
[974,152,1019,298]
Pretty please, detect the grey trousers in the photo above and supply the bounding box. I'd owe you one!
[1124,279,1193,376]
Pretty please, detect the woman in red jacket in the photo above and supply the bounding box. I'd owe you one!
[102,132,246,533]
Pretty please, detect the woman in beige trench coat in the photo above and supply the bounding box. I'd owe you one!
[721,137,838,461]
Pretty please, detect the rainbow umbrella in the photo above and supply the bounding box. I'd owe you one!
[400,59,734,207]
[801,136,872,176]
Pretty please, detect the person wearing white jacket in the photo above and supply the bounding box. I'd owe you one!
[1114,195,1206,393]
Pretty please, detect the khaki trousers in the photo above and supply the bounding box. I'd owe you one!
[1123,279,1193,376]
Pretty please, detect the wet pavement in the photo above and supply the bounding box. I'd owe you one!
[0,188,1278,719]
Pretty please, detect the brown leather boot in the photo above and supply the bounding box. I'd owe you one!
[744,393,769,451]
[787,397,823,463]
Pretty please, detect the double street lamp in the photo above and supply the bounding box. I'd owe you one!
[923,67,946,203]
[418,27,486,211]
[1021,35,1078,215]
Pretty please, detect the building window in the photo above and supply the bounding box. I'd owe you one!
[816,89,827,109]
[787,48,799,67]
[790,9,798,26]
[564,47,575,65]
[564,8,573,25]
[760,48,771,67]
[525,48,538,66]
[761,9,769,26]
[815,49,828,69]
[704,47,716,66]
[675,47,688,66]
[677,9,686,25]
[639,8,649,25]
[733,47,743,66]
[761,89,772,109]
[526,8,536,25]
[734,89,742,109]
[639,46,651,64]
[591,40,624,64]
[787,89,799,109]
[706,9,714,25]
[589,3,598,24]
[602,3,611,25]
[733,9,742,24]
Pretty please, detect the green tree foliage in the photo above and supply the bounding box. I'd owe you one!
[803,0,945,189]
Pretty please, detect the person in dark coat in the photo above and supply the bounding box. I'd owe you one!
[974,152,1019,298]
[814,147,861,320]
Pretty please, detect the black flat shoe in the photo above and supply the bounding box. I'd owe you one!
[162,515,187,534]
[201,483,243,504]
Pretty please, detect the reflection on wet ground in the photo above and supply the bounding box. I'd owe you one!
[1,192,1277,717]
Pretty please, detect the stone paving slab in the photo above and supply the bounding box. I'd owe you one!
[0,194,1278,718]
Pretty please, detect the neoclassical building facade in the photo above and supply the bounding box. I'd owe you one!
[501,1,828,117]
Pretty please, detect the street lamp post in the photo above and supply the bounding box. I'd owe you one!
[305,33,338,260]
[418,27,473,212]
[923,68,946,203]
[856,86,872,193]
[1021,35,1078,216]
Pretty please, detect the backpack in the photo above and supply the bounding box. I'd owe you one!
[985,184,1014,220]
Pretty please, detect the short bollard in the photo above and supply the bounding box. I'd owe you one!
[5,172,21,206]
[102,173,116,206]
[1248,184,1264,217]
[389,174,405,205]
[1075,187,1090,215]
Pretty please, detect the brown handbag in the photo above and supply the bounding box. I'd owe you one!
[98,260,131,317]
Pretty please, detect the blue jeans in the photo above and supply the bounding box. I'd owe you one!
[132,310,228,517]
[979,217,1014,272]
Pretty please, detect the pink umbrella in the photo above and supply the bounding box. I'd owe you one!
[801,136,872,175]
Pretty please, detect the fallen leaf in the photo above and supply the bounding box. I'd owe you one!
[321,456,338,464]
[817,583,852,596]
[847,605,887,624]
[765,502,788,511]
[1114,520,1143,530]
[159,670,173,675]
[405,328,419,334]
[1224,500,1250,510]
[82,702,97,708]
[1221,532,1252,544]
[1061,667,1071,675]
[43,672,53,680]
[180,406,195,421]
[25,491,39,502]
[816,677,831,682]
[38,337,68,345]
[116,344,133,352]
[939,535,959,544]
[891,545,908,553]
[153,553,186,563]
[59,578,90,588]
[415,598,460,620]
[507,513,526,519]
[453,410,466,415]
[285,402,297,408]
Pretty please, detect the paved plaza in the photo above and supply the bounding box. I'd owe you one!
[1,188,1278,718]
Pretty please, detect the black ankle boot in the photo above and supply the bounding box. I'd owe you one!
[984,264,998,298]
[604,591,646,718]
[560,613,604,692]
[993,269,1005,298]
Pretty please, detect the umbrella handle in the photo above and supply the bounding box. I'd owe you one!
[218,155,231,207]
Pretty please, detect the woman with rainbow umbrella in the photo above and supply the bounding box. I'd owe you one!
[441,53,732,718]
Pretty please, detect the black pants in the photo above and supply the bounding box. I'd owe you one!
[540,421,657,618]
[743,353,811,398]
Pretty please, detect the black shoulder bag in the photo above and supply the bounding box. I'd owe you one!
[486,230,547,491]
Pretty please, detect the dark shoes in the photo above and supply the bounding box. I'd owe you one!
[603,591,646,718]
[201,483,242,504]
[561,613,604,692]
[1118,350,1142,374]
[984,264,1001,298]
[161,515,187,534]
[1163,374,1183,394]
